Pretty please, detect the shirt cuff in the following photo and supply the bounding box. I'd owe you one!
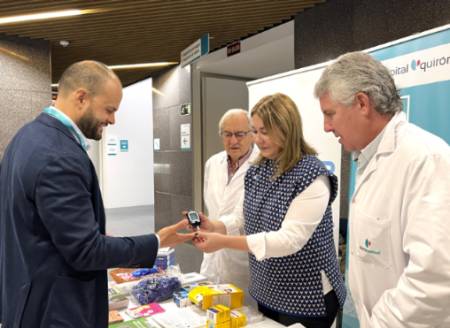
[219,214,241,236]
[155,233,160,250]
[246,232,267,261]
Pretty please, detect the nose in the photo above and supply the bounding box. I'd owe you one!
[109,113,115,125]
[324,120,333,133]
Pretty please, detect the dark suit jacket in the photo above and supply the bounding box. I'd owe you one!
[0,113,158,327]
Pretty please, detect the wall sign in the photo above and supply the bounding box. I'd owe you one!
[154,138,160,151]
[120,139,129,152]
[180,33,209,67]
[180,123,191,150]
[106,136,118,156]
[227,40,241,57]
[180,103,191,116]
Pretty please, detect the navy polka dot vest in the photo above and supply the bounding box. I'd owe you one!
[244,155,346,317]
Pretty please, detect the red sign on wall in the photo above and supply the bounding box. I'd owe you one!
[227,41,241,57]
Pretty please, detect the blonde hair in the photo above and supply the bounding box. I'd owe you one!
[251,93,317,178]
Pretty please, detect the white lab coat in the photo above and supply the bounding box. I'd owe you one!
[348,112,450,327]
[201,147,259,292]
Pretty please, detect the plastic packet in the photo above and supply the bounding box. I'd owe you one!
[131,276,181,305]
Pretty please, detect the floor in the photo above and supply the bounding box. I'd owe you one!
[106,205,203,274]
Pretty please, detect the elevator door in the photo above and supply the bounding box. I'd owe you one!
[201,73,249,165]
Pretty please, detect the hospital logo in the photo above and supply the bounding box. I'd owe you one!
[388,55,450,76]
[410,56,450,72]
[360,238,381,255]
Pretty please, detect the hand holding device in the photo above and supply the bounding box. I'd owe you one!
[186,210,201,230]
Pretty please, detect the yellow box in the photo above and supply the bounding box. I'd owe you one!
[230,310,247,328]
[207,305,230,324]
[188,284,244,310]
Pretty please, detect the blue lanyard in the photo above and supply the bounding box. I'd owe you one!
[43,107,89,151]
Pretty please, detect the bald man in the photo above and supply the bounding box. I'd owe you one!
[0,61,190,327]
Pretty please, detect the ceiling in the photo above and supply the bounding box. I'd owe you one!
[0,0,325,86]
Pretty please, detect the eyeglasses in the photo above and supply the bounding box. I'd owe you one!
[220,130,252,139]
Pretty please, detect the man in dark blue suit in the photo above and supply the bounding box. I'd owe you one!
[0,61,192,327]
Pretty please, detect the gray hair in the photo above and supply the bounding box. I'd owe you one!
[314,52,402,115]
[58,60,121,96]
[218,108,251,133]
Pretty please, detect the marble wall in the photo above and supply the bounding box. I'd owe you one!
[0,35,51,159]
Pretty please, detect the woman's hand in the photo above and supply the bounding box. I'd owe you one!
[182,211,215,232]
[192,231,225,253]
[198,212,215,232]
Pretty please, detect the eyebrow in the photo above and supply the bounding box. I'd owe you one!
[107,106,118,112]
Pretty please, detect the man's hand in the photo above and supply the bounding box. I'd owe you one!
[192,231,225,253]
[157,219,194,248]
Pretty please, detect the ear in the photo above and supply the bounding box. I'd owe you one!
[354,92,372,117]
[73,88,90,109]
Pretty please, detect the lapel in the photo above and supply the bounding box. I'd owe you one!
[352,112,405,200]
[218,152,229,188]
[216,152,230,214]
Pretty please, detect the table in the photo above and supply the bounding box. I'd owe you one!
[115,297,304,328]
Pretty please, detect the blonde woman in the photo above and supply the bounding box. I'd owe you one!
[193,93,345,327]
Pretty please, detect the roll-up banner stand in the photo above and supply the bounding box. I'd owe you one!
[247,24,450,328]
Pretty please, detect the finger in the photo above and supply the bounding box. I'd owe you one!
[193,241,206,251]
[174,233,194,244]
[174,218,189,229]
[192,238,202,245]
[196,237,205,243]
[199,212,208,222]
[177,231,196,239]
[195,231,208,239]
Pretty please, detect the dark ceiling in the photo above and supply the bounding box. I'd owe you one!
[0,0,325,86]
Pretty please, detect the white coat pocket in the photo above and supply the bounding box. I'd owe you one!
[352,205,393,270]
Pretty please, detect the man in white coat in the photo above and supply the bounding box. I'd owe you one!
[314,51,450,327]
[201,109,258,294]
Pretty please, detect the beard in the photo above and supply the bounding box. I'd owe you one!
[78,107,103,140]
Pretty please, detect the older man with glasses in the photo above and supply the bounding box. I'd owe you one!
[199,108,258,296]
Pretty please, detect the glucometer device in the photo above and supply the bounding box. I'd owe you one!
[186,210,201,230]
